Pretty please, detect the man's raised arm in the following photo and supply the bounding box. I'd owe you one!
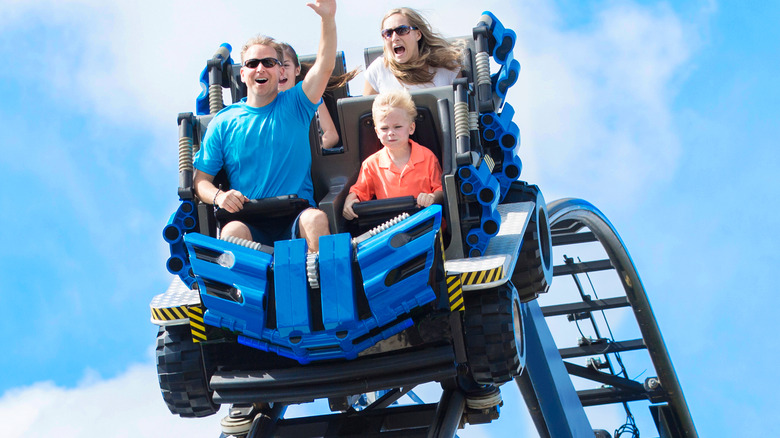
[302,0,337,104]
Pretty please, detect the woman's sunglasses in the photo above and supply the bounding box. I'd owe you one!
[381,25,418,39]
[243,57,282,69]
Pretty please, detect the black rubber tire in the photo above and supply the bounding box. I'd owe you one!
[155,325,219,418]
[512,191,553,302]
[463,285,525,384]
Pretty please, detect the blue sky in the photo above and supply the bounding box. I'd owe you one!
[1,0,777,436]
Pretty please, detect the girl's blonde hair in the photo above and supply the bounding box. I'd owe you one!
[381,7,463,85]
[372,89,418,124]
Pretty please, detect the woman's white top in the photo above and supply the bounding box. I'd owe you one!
[365,56,459,93]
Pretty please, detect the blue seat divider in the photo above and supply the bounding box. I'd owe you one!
[184,232,272,339]
[319,233,357,330]
[273,239,310,338]
[239,228,425,364]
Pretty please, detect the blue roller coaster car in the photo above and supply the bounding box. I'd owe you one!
[150,11,553,427]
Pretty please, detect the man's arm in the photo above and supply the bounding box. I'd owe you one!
[193,170,247,213]
[302,0,337,104]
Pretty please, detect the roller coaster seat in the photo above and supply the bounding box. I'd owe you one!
[312,86,456,236]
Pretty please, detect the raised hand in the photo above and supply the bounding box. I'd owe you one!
[306,0,336,19]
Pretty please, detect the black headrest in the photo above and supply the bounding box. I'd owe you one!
[357,106,442,162]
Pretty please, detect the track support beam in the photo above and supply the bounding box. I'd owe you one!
[516,300,594,437]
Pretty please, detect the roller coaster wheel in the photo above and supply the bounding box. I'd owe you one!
[463,285,525,384]
[512,191,553,302]
[155,325,218,418]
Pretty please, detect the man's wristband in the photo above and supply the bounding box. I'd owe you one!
[213,189,221,207]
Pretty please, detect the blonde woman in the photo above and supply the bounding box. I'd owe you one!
[364,7,463,95]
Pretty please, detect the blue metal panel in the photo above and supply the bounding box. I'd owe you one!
[356,206,442,323]
[520,299,593,437]
[273,239,310,338]
[319,233,357,330]
[184,232,272,339]
[183,207,445,364]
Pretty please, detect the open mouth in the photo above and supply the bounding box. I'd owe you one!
[255,78,269,84]
[278,77,288,85]
[393,45,406,56]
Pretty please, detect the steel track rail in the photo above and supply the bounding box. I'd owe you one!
[547,198,698,438]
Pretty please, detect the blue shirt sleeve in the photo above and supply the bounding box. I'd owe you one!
[194,114,225,176]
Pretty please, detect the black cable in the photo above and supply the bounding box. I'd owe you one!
[578,258,640,437]
[614,410,639,437]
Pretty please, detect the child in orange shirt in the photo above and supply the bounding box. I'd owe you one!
[343,89,444,220]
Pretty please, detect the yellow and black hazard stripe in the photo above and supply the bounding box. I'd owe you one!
[447,275,464,311]
[461,265,504,286]
[438,231,447,263]
[483,154,496,173]
[151,303,208,343]
[151,304,189,323]
[186,305,208,343]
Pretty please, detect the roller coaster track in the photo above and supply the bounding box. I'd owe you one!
[514,198,698,437]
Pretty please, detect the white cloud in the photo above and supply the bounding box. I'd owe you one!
[0,364,224,438]
[509,1,696,209]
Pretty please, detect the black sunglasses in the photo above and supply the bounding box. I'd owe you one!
[381,25,418,39]
[243,57,282,69]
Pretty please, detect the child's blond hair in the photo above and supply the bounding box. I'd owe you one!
[372,89,418,124]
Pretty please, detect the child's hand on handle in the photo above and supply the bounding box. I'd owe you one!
[417,192,436,208]
[343,192,359,220]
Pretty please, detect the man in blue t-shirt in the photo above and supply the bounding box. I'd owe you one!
[193,0,337,252]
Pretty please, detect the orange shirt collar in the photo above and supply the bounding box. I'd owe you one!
[377,140,425,171]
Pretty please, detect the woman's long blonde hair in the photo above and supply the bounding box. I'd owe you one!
[382,7,463,85]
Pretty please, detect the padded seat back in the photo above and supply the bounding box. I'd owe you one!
[336,87,457,180]
[331,88,456,236]
[356,107,441,164]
